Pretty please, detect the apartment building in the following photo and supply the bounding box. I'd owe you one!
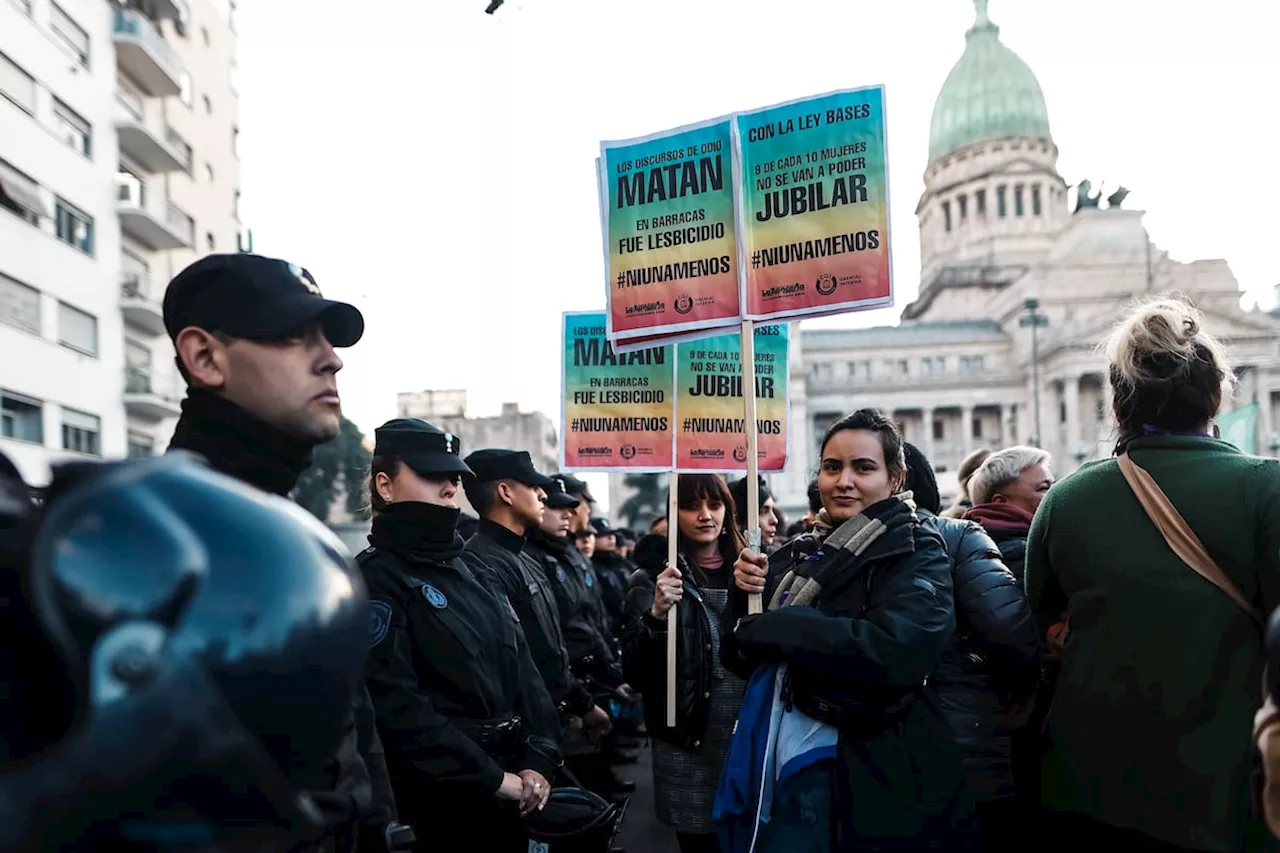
[0,0,240,484]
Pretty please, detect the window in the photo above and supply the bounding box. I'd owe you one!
[202,94,212,115]
[61,408,100,456]
[975,189,986,217]
[179,71,193,107]
[1032,184,1043,216]
[55,199,94,255]
[117,167,146,208]
[957,194,967,222]
[0,273,40,334]
[166,126,193,173]
[127,431,154,458]
[57,301,97,356]
[932,419,945,441]
[942,200,952,232]
[1,390,42,443]
[53,99,92,158]
[1014,184,1025,217]
[0,159,47,224]
[50,3,90,67]
[898,359,909,376]
[996,184,1007,218]
[959,355,986,374]
[0,51,35,115]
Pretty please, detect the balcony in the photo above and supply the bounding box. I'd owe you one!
[115,97,183,174]
[113,9,183,97]
[120,273,166,336]
[123,367,182,421]
[117,176,190,250]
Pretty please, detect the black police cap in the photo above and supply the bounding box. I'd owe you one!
[543,475,581,510]
[163,253,365,347]
[555,473,595,504]
[589,517,617,537]
[464,450,554,489]
[373,418,472,479]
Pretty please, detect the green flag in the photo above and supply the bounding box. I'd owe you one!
[1218,403,1259,454]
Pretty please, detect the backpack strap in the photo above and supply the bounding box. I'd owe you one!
[1116,452,1263,627]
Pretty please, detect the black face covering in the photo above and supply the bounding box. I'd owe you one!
[369,501,465,564]
[529,525,572,554]
[168,390,314,497]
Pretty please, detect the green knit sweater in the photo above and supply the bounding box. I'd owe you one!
[1026,435,1280,852]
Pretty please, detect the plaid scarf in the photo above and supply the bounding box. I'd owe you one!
[769,492,916,611]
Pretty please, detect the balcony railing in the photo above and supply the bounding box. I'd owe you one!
[165,126,192,172]
[166,203,194,245]
[112,8,182,97]
[121,272,149,301]
[124,366,178,400]
[117,173,147,209]
[116,89,144,122]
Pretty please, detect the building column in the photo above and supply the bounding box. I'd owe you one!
[997,404,1009,447]
[1063,374,1082,465]
[1254,371,1273,455]
[922,407,935,461]
[960,405,973,451]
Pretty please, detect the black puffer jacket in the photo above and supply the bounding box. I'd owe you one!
[620,539,716,750]
[924,510,1040,803]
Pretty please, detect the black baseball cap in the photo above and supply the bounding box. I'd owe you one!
[544,475,581,510]
[373,419,472,478]
[465,450,554,489]
[555,473,596,504]
[163,253,365,347]
[589,517,617,537]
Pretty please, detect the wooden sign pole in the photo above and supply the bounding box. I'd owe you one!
[741,319,763,615]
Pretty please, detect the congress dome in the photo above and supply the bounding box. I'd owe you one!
[927,0,1053,163]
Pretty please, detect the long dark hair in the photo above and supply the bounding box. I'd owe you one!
[675,474,745,572]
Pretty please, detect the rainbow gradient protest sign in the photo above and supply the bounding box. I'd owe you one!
[734,86,893,322]
[561,312,675,472]
[600,117,742,345]
[674,323,789,473]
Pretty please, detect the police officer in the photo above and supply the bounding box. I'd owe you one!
[462,451,613,742]
[161,253,398,851]
[359,419,560,852]
[0,452,370,851]
[527,478,637,799]
[589,518,631,635]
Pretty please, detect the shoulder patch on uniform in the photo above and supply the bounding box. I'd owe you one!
[423,584,448,609]
[556,566,568,583]
[369,600,392,648]
[584,570,595,588]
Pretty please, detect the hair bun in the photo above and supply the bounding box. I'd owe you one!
[1104,296,1226,386]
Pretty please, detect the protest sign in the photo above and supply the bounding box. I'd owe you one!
[674,323,789,473]
[734,85,893,322]
[560,312,675,472]
[600,117,742,344]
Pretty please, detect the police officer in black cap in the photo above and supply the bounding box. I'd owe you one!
[526,477,637,799]
[462,452,614,747]
[161,253,398,851]
[359,420,560,852]
[589,518,632,636]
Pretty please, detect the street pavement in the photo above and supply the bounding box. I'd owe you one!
[615,743,680,851]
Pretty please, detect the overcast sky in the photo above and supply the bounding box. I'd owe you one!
[234,0,1278,505]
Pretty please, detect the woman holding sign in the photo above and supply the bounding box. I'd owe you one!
[715,409,968,853]
[620,474,748,853]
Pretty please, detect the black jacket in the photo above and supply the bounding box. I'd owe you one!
[592,551,632,631]
[525,529,623,689]
[721,500,970,848]
[466,520,593,717]
[166,392,396,847]
[924,511,1041,803]
[620,547,717,750]
[359,505,560,826]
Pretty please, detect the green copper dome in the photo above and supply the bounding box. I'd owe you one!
[928,0,1052,163]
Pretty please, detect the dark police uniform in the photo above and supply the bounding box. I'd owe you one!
[160,253,397,852]
[462,451,595,723]
[358,420,560,852]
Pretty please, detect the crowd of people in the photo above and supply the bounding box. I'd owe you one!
[2,252,1280,853]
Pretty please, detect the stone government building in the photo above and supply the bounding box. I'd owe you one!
[759,0,1280,521]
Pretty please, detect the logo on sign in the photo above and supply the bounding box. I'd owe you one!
[815,273,837,296]
[733,446,748,463]
[674,293,694,315]
[620,445,637,460]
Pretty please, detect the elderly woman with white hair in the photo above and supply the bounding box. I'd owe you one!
[1023,298,1280,852]
[963,446,1055,587]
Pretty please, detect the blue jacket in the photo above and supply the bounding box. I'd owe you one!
[713,664,778,853]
